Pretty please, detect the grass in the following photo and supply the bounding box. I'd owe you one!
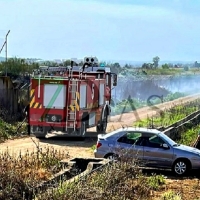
[144,68,184,76]
[147,174,166,190]
[91,144,96,151]
[134,100,200,128]
[37,160,166,200]
[177,124,200,146]
[0,118,27,143]
[161,191,182,200]
[0,147,69,199]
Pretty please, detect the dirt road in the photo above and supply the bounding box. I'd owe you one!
[0,94,200,159]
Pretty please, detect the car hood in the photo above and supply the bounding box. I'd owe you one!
[174,144,200,154]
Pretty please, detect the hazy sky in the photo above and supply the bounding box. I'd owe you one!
[0,0,200,61]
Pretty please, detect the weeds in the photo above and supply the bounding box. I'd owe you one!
[147,174,166,190]
[135,99,200,128]
[0,147,69,199]
[177,124,200,146]
[37,160,167,200]
[161,190,182,200]
[0,117,27,143]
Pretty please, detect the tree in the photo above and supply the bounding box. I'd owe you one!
[63,59,71,66]
[141,63,153,69]
[124,64,132,69]
[142,63,149,69]
[0,57,39,76]
[110,62,122,74]
[194,61,200,69]
[153,56,160,68]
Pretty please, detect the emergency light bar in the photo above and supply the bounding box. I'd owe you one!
[84,57,98,64]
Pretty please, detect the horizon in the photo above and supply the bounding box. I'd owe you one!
[0,56,197,66]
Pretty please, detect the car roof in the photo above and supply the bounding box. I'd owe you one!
[104,127,161,138]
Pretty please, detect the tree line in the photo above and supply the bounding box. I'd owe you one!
[0,56,198,77]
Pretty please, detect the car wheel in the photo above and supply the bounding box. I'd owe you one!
[105,154,118,161]
[172,159,190,176]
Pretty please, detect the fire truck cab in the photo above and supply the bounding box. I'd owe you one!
[29,57,117,138]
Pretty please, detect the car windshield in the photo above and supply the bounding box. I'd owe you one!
[158,132,177,146]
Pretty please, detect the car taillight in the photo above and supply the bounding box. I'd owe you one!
[96,142,102,148]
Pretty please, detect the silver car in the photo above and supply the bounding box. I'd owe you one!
[94,127,200,176]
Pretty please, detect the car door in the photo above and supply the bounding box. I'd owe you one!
[116,131,144,161]
[142,134,174,168]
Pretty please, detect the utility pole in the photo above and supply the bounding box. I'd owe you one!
[5,30,10,76]
[0,30,10,76]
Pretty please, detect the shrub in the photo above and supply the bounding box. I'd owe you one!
[0,147,69,199]
[37,160,164,200]
[147,174,166,190]
[0,118,27,143]
[161,190,182,200]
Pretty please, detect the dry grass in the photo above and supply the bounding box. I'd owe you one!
[0,146,69,199]
[37,160,166,200]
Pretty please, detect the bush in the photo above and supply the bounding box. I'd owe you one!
[0,147,69,199]
[0,118,27,143]
[147,174,166,190]
[37,160,166,200]
[161,190,181,200]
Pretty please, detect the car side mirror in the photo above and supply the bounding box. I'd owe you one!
[112,73,117,86]
[162,143,169,149]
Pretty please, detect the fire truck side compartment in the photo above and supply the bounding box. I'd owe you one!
[43,84,66,108]
[80,84,87,109]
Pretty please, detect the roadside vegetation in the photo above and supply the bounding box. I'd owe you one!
[36,159,200,200]
[37,160,166,200]
[135,99,200,128]
[111,91,185,116]
[0,147,69,200]
[0,118,27,143]
[178,124,200,146]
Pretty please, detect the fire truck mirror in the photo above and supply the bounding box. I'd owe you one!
[112,74,117,86]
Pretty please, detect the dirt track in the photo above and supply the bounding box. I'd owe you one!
[0,93,200,159]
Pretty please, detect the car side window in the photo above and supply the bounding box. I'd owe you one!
[117,132,142,145]
[144,135,165,148]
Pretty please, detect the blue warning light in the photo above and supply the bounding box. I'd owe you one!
[100,63,105,67]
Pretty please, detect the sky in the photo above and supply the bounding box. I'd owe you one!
[0,0,200,62]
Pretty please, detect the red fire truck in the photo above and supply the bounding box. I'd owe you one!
[29,57,117,138]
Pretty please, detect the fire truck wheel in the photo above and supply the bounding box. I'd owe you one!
[96,109,108,133]
[77,121,86,137]
[34,134,46,139]
[30,126,47,139]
